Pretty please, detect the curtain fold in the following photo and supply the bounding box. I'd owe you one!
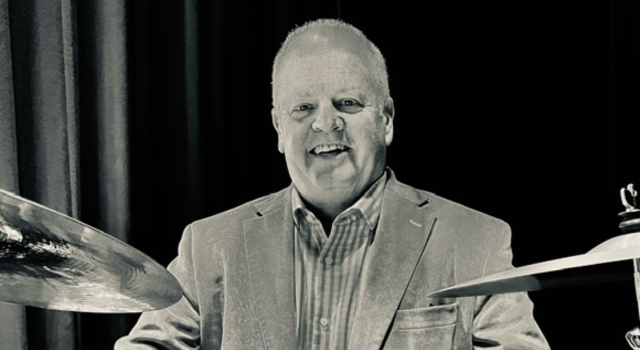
[76,1,131,346]
[184,0,203,219]
[7,0,80,348]
[61,0,79,213]
[79,0,129,242]
[0,0,27,348]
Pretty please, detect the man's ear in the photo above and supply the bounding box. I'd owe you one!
[382,97,395,146]
[271,108,284,154]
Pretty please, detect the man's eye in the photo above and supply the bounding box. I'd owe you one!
[336,99,363,113]
[288,104,315,118]
[293,104,314,112]
[342,99,356,106]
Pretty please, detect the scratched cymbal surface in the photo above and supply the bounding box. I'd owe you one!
[0,189,183,313]
[428,242,635,298]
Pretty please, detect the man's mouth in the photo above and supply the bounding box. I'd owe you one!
[310,144,350,155]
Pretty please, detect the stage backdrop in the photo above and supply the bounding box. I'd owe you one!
[0,0,635,349]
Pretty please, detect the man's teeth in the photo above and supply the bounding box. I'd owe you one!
[313,144,346,154]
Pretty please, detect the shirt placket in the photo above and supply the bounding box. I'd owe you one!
[313,218,341,350]
[307,218,325,349]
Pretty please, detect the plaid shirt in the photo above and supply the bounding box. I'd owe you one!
[292,173,387,350]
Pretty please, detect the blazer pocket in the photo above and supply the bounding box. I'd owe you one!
[393,302,458,330]
[384,303,459,350]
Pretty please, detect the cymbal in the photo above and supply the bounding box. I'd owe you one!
[0,189,183,313]
[430,185,640,299]
[429,231,640,299]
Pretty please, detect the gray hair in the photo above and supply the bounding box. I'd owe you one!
[271,18,390,104]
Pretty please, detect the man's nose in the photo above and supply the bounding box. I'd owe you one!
[311,104,344,132]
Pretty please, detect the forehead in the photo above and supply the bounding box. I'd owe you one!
[274,51,377,102]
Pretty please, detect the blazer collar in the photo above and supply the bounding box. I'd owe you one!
[253,186,292,216]
[244,192,297,350]
[384,168,432,207]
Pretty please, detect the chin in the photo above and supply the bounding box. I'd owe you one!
[313,168,358,188]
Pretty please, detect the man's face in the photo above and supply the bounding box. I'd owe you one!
[272,46,394,205]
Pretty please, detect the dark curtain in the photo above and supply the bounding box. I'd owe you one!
[1,0,129,349]
[0,0,635,349]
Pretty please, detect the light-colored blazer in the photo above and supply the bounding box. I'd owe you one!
[115,171,549,349]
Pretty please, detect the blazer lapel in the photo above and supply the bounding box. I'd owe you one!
[348,176,437,350]
[244,189,297,350]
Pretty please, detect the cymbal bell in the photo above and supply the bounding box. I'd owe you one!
[0,189,183,313]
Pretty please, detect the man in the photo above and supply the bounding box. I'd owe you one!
[116,19,550,349]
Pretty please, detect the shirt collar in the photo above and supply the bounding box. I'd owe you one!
[291,171,388,231]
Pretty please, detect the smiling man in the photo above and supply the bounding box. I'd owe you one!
[115,19,550,350]
[271,23,394,234]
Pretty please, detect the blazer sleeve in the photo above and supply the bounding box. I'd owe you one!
[471,222,551,350]
[114,225,204,350]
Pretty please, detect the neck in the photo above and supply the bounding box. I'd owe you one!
[299,193,355,235]
[298,172,384,225]
[301,192,355,223]
[294,169,386,230]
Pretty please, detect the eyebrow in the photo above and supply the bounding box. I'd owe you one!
[336,85,365,93]
[282,84,371,104]
[290,92,313,99]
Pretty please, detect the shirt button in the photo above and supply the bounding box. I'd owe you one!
[320,318,329,327]
[324,257,333,265]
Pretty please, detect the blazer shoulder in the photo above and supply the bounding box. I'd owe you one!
[432,194,508,227]
[187,187,290,240]
[394,180,509,232]
[415,191,513,261]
